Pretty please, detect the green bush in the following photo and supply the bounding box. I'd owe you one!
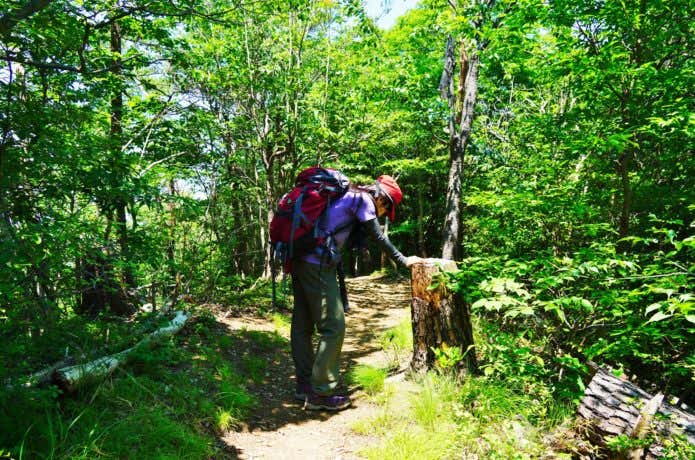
[451,222,694,403]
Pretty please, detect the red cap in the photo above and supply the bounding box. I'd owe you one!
[376,175,402,221]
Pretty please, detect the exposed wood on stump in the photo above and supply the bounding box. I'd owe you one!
[55,311,189,392]
[410,258,477,374]
[578,367,695,458]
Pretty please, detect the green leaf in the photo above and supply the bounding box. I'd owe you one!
[645,303,662,314]
[646,311,672,323]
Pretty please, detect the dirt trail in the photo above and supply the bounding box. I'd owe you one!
[219,274,411,460]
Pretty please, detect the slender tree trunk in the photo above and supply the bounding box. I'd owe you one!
[617,150,634,249]
[442,144,463,260]
[109,18,135,304]
[167,178,177,274]
[260,158,272,278]
[417,173,428,258]
[441,39,480,260]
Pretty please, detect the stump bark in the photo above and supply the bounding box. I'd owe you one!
[578,367,695,458]
[409,258,477,374]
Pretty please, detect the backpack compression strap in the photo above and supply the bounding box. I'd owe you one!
[288,186,312,259]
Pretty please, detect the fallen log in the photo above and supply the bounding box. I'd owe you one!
[409,258,477,374]
[5,357,76,391]
[578,366,695,458]
[54,311,189,392]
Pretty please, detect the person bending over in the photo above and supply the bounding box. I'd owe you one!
[291,174,421,411]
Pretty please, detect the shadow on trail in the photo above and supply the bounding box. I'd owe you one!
[222,275,410,438]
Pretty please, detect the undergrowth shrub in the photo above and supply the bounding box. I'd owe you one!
[452,221,694,403]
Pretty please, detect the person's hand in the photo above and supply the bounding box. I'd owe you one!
[405,256,424,267]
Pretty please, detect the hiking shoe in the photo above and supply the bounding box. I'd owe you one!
[304,393,351,411]
[294,379,313,401]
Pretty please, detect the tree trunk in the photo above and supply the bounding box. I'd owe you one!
[409,258,477,374]
[441,144,463,260]
[617,150,634,252]
[440,38,480,261]
[110,18,135,294]
[167,178,176,270]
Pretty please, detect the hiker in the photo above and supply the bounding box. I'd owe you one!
[292,175,421,410]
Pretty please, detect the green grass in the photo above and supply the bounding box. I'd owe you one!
[216,408,240,432]
[271,312,291,335]
[241,355,267,384]
[360,427,456,460]
[352,410,401,436]
[347,364,388,396]
[238,328,287,351]
[0,310,288,459]
[409,373,458,429]
[356,371,571,460]
[379,318,412,370]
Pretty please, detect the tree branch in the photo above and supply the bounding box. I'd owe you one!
[0,53,81,72]
[0,0,54,37]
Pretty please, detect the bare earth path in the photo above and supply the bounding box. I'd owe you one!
[219,274,411,460]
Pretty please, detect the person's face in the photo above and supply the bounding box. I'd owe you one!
[375,196,392,218]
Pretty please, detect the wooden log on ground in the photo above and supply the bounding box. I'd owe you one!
[5,357,75,391]
[578,367,695,458]
[54,311,189,392]
[409,258,477,374]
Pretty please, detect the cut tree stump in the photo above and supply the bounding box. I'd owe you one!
[409,258,477,374]
[578,366,695,458]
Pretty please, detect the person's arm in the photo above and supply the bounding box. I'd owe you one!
[364,218,408,267]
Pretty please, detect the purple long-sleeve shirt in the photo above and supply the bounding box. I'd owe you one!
[300,190,408,267]
[301,191,375,265]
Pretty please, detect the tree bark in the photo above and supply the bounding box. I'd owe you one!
[110,18,135,294]
[409,258,477,374]
[167,178,177,269]
[440,39,480,261]
[578,366,695,458]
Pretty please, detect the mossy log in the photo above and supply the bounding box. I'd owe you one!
[409,258,477,374]
[578,367,695,458]
[54,311,189,392]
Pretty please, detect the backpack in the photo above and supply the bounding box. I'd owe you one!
[270,166,350,271]
[269,166,352,310]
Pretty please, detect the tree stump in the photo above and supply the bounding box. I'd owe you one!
[578,366,695,458]
[409,258,477,374]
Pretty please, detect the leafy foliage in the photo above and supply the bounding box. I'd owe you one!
[0,0,692,456]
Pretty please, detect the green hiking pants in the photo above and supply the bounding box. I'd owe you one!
[291,259,345,395]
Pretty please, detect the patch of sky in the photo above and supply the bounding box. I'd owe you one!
[364,0,420,30]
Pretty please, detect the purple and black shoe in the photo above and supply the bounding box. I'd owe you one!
[304,393,351,411]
